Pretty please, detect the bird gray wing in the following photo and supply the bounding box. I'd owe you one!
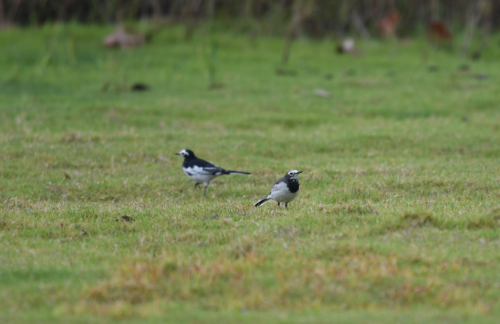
[200,166,226,175]
[270,177,287,194]
[184,158,226,175]
[183,165,225,176]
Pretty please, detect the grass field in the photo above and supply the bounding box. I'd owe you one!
[1,24,500,323]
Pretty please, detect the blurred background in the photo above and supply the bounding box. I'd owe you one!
[0,0,498,49]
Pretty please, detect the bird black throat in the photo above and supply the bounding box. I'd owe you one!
[287,179,300,193]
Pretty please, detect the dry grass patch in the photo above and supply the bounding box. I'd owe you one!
[75,242,495,316]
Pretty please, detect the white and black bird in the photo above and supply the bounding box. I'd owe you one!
[254,170,302,208]
[175,149,251,196]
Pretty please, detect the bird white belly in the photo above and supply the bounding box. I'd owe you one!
[270,182,299,203]
[183,166,218,183]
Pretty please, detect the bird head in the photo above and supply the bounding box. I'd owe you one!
[286,170,303,179]
[175,149,196,159]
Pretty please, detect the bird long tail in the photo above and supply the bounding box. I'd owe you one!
[254,196,272,207]
[225,170,251,175]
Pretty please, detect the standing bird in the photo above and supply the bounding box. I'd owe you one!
[254,170,302,208]
[175,149,251,196]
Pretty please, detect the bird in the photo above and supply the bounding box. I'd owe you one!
[254,170,302,209]
[175,149,251,196]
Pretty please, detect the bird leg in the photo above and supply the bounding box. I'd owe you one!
[204,185,207,196]
[285,203,288,209]
[277,202,280,207]
[194,183,201,189]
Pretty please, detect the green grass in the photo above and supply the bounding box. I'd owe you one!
[1,24,500,323]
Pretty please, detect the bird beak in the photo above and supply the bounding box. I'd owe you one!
[175,152,181,155]
[297,171,303,174]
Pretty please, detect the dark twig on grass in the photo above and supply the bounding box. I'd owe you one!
[427,65,439,72]
[458,64,470,72]
[117,215,136,222]
[474,73,488,80]
[202,214,219,220]
[275,68,296,76]
[131,83,149,91]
